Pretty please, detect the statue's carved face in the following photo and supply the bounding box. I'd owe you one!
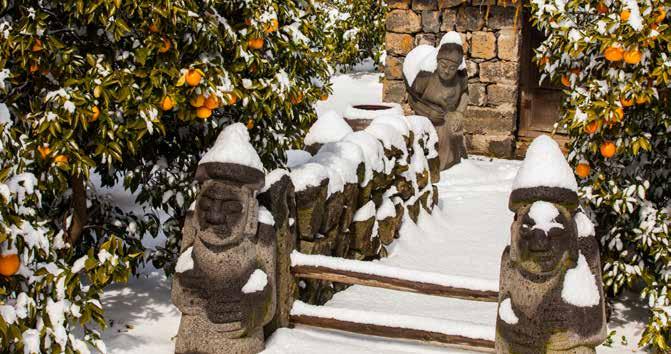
[437,58,460,82]
[510,201,577,277]
[196,180,257,248]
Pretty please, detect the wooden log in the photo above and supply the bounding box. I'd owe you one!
[291,265,498,302]
[291,314,496,352]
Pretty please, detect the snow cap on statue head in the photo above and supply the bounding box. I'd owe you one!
[196,123,265,190]
[509,135,579,212]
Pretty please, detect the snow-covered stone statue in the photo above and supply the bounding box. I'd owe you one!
[403,31,468,170]
[496,135,606,354]
[172,123,276,354]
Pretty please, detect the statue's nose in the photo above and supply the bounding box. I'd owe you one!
[528,229,551,252]
[205,201,226,225]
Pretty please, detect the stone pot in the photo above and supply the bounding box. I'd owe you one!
[344,103,403,131]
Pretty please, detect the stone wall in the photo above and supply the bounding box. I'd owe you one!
[383,0,521,158]
[259,112,440,324]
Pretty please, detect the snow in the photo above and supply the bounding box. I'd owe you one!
[259,206,276,226]
[528,201,565,233]
[310,152,359,185]
[290,163,329,192]
[344,103,402,120]
[174,247,194,273]
[0,304,16,324]
[512,135,578,192]
[406,115,439,159]
[365,121,406,151]
[199,123,263,171]
[318,142,371,185]
[561,252,601,307]
[262,169,290,193]
[343,131,385,173]
[291,251,498,293]
[623,0,643,31]
[352,201,376,222]
[22,329,41,354]
[371,114,410,138]
[376,198,397,220]
[403,32,465,86]
[304,110,353,146]
[291,301,494,341]
[242,269,268,294]
[575,212,596,238]
[498,298,518,325]
[0,102,10,126]
[287,150,312,169]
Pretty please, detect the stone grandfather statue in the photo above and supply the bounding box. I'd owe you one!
[403,31,468,170]
[496,135,606,354]
[172,124,276,354]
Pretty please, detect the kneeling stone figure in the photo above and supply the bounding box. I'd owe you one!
[496,135,606,354]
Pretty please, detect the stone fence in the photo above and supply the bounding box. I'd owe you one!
[259,105,442,331]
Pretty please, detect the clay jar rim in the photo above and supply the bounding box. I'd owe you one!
[350,104,394,111]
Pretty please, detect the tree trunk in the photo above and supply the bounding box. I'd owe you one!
[68,174,88,245]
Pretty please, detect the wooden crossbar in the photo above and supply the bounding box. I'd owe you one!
[291,264,499,302]
[290,314,496,352]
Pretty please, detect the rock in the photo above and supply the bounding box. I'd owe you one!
[394,202,406,234]
[339,183,360,233]
[456,7,484,32]
[320,191,344,234]
[498,28,520,61]
[438,0,465,8]
[412,0,437,10]
[471,31,496,59]
[295,180,329,241]
[416,170,430,190]
[304,143,321,156]
[479,60,519,84]
[419,189,432,213]
[415,33,436,46]
[464,105,516,134]
[386,10,422,33]
[440,9,457,32]
[388,0,411,9]
[466,133,516,158]
[395,175,415,201]
[386,33,415,56]
[428,157,441,183]
[383,79,407,103]
[422,11,441,33]
[385,55,405,80]
[406,200,421,223]
[468,83,487,106]
[487,84,518,105]
[350,217,375,252]
[466,60,479,78]
[432,185,439,206]
[378,216,398,245]
[486,6,516,29]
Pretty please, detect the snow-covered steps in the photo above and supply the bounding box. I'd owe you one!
[290,301,495,352]
[291,252,499,302]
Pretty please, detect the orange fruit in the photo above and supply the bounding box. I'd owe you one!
[604,46,624,62]
[246,119,254,129]
[575,163,591,178]
[656,7,666,22]
[320,94,329,101]
[621,97,634,107]
[148,23,160,33]
[636,95,649,105]
[54,155,69,165]
[291,92,304,105]
[538,56,550,65]
[90,106,100,122]
[623,49,641,64]
[160,96,175,111]
[609,107,624,123]
[32,39,43,52]
[29,63,39,73]
[158,37,171,53]
[227,93,238,105]
[620,10,630,21]
[248,37,264,50]
[0,254,20,277]
[561,75,571,87]
[570,68,581,75]
[584,121,599,134]
[37,145,52,159]
[185,69,203,87]
[245,18,252,26]
[204,95,219,109]
[596,2,608,14]
[264,19,279,33]
[600,141,616,158]
[190,95,206,108]
[196,107,212,119]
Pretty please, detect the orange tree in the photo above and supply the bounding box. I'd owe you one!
[530,0,671,350]
[0,0,330,352]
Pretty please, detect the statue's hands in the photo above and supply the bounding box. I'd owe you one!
[172,271,207,315]
[240,281,272,333]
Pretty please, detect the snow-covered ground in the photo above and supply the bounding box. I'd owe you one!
[102,71,648,353]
